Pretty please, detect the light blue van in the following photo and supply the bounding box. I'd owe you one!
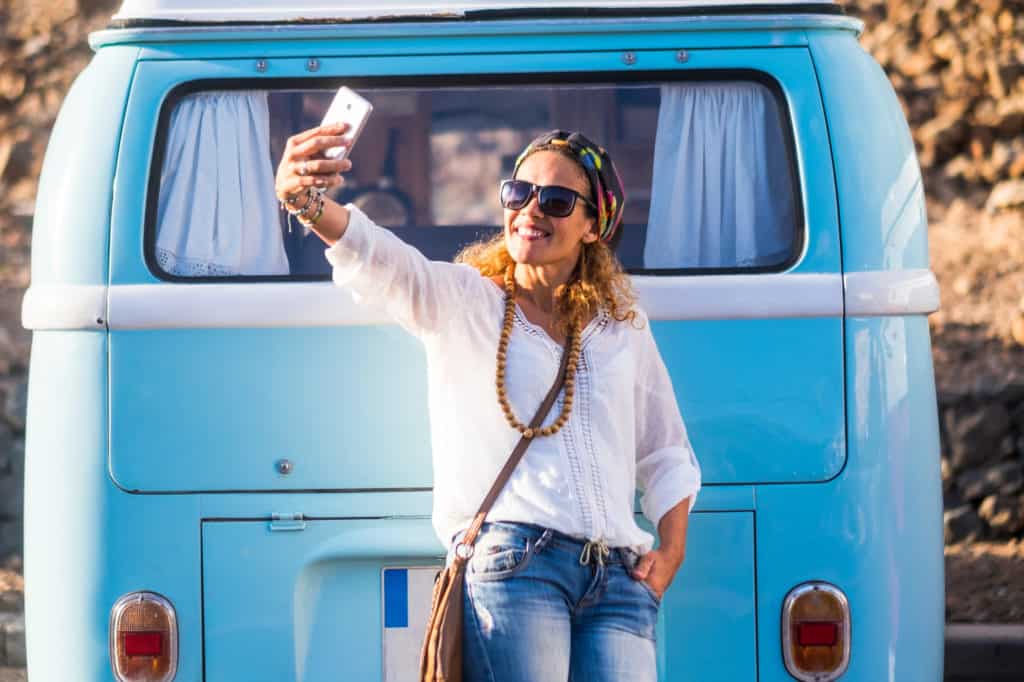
[21,1,944,679]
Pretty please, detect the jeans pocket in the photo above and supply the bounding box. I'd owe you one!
[467,530,535,581]
[636,577,663,606]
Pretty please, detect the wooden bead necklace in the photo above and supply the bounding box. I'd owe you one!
[496,265,582,439]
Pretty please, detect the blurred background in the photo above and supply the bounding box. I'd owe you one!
[0,0,1021,673]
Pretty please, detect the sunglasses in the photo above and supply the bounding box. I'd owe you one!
[499,179,597,218]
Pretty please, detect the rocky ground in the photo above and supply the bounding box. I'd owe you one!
[0,0,1020,647]
[946,540,1024,622]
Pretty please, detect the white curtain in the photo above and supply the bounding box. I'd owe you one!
[644,82,796,269]
[156,91,289,276]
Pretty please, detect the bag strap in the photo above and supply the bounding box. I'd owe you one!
[454,333,575,557]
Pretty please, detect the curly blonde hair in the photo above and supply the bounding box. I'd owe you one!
[455,145,638,337]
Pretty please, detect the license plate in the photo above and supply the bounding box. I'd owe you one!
[382,566,443,681]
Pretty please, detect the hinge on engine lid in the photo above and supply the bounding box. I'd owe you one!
[269,512,306,532]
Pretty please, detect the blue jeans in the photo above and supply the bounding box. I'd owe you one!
[448,521,660,682]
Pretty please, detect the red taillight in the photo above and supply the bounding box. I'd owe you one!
[796,621,839,647]
[122,631,163,657]
[109,592,178,682]
[782,582,851,682]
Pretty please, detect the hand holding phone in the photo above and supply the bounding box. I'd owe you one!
[320,86,373,161]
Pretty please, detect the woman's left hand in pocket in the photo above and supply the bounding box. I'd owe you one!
[630,546,684,599]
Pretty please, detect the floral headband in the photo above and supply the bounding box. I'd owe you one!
[513,130,626,244]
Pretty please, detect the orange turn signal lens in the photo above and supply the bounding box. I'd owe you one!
[109,591,178,682]
[782,582,850,681]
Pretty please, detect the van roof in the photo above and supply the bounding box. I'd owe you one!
[112,0,842,23]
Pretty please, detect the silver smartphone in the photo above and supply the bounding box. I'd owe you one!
[320,86,373,161]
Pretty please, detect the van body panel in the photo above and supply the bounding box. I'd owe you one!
[22,332,205,681]
[109,326,433,492]
[23,333,110,679]
[807,31,930,273]
[201,512,756,680]
[756,315,943,680]
[109,316,843,492]
[655,317,845,483]
[28,46,139,287]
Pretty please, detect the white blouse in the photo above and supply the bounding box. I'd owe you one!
[325,205,702,555]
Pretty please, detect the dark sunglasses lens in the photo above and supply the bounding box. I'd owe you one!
[501,180,532,209]
[538,187,576,217]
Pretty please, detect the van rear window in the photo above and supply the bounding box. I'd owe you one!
[150,78,800,279]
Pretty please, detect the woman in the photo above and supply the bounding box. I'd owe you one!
[275,126,701,681]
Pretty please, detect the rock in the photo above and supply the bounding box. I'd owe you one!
[0,446,25,520]
[1014,316,1024,346]
[1011,138,1024,179]
[930,32,961,62]
[999,433,1018,459]
[986,180,1024,213]
[0,138,32,185]
[900,52,937,78]
[1011,401,1024,431]
[944,504,985,544]
[943,484,963,509]
[957,469,989,501]
[0,591,22,614]
[918,6,946,42]
[0,612,24,667]
[980,140,1013,183]
[0,139,11,179]
[0,330,15,376]
[1,381,26,435]
[0,523,21,563]
[978,494,1024,537]
[951,273,973,295]
[995,95,1024,137]
[945,403,1013,471]
[18,34,49,59]
[997,9,1015,35]
[0,71,26,102]
[993,377,1024,404]
[0,424,13,477]
[956,461,1024,501]
[916,99,970,166]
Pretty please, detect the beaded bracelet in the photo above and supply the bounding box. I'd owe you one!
[296,191,326,227]
[284,190,317,218]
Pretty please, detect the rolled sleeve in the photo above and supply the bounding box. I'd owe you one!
[637,444,701,528]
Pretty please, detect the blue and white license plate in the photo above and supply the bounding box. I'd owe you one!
[382,566,444,681]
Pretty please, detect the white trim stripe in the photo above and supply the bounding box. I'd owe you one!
[21,270,939,331]
[20,285,107,331]
[844,269,940,317]
[636,273,842,319]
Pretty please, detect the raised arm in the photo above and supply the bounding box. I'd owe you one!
[275,123,482,337]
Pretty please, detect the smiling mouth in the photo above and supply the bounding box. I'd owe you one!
[515,226,550,241]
